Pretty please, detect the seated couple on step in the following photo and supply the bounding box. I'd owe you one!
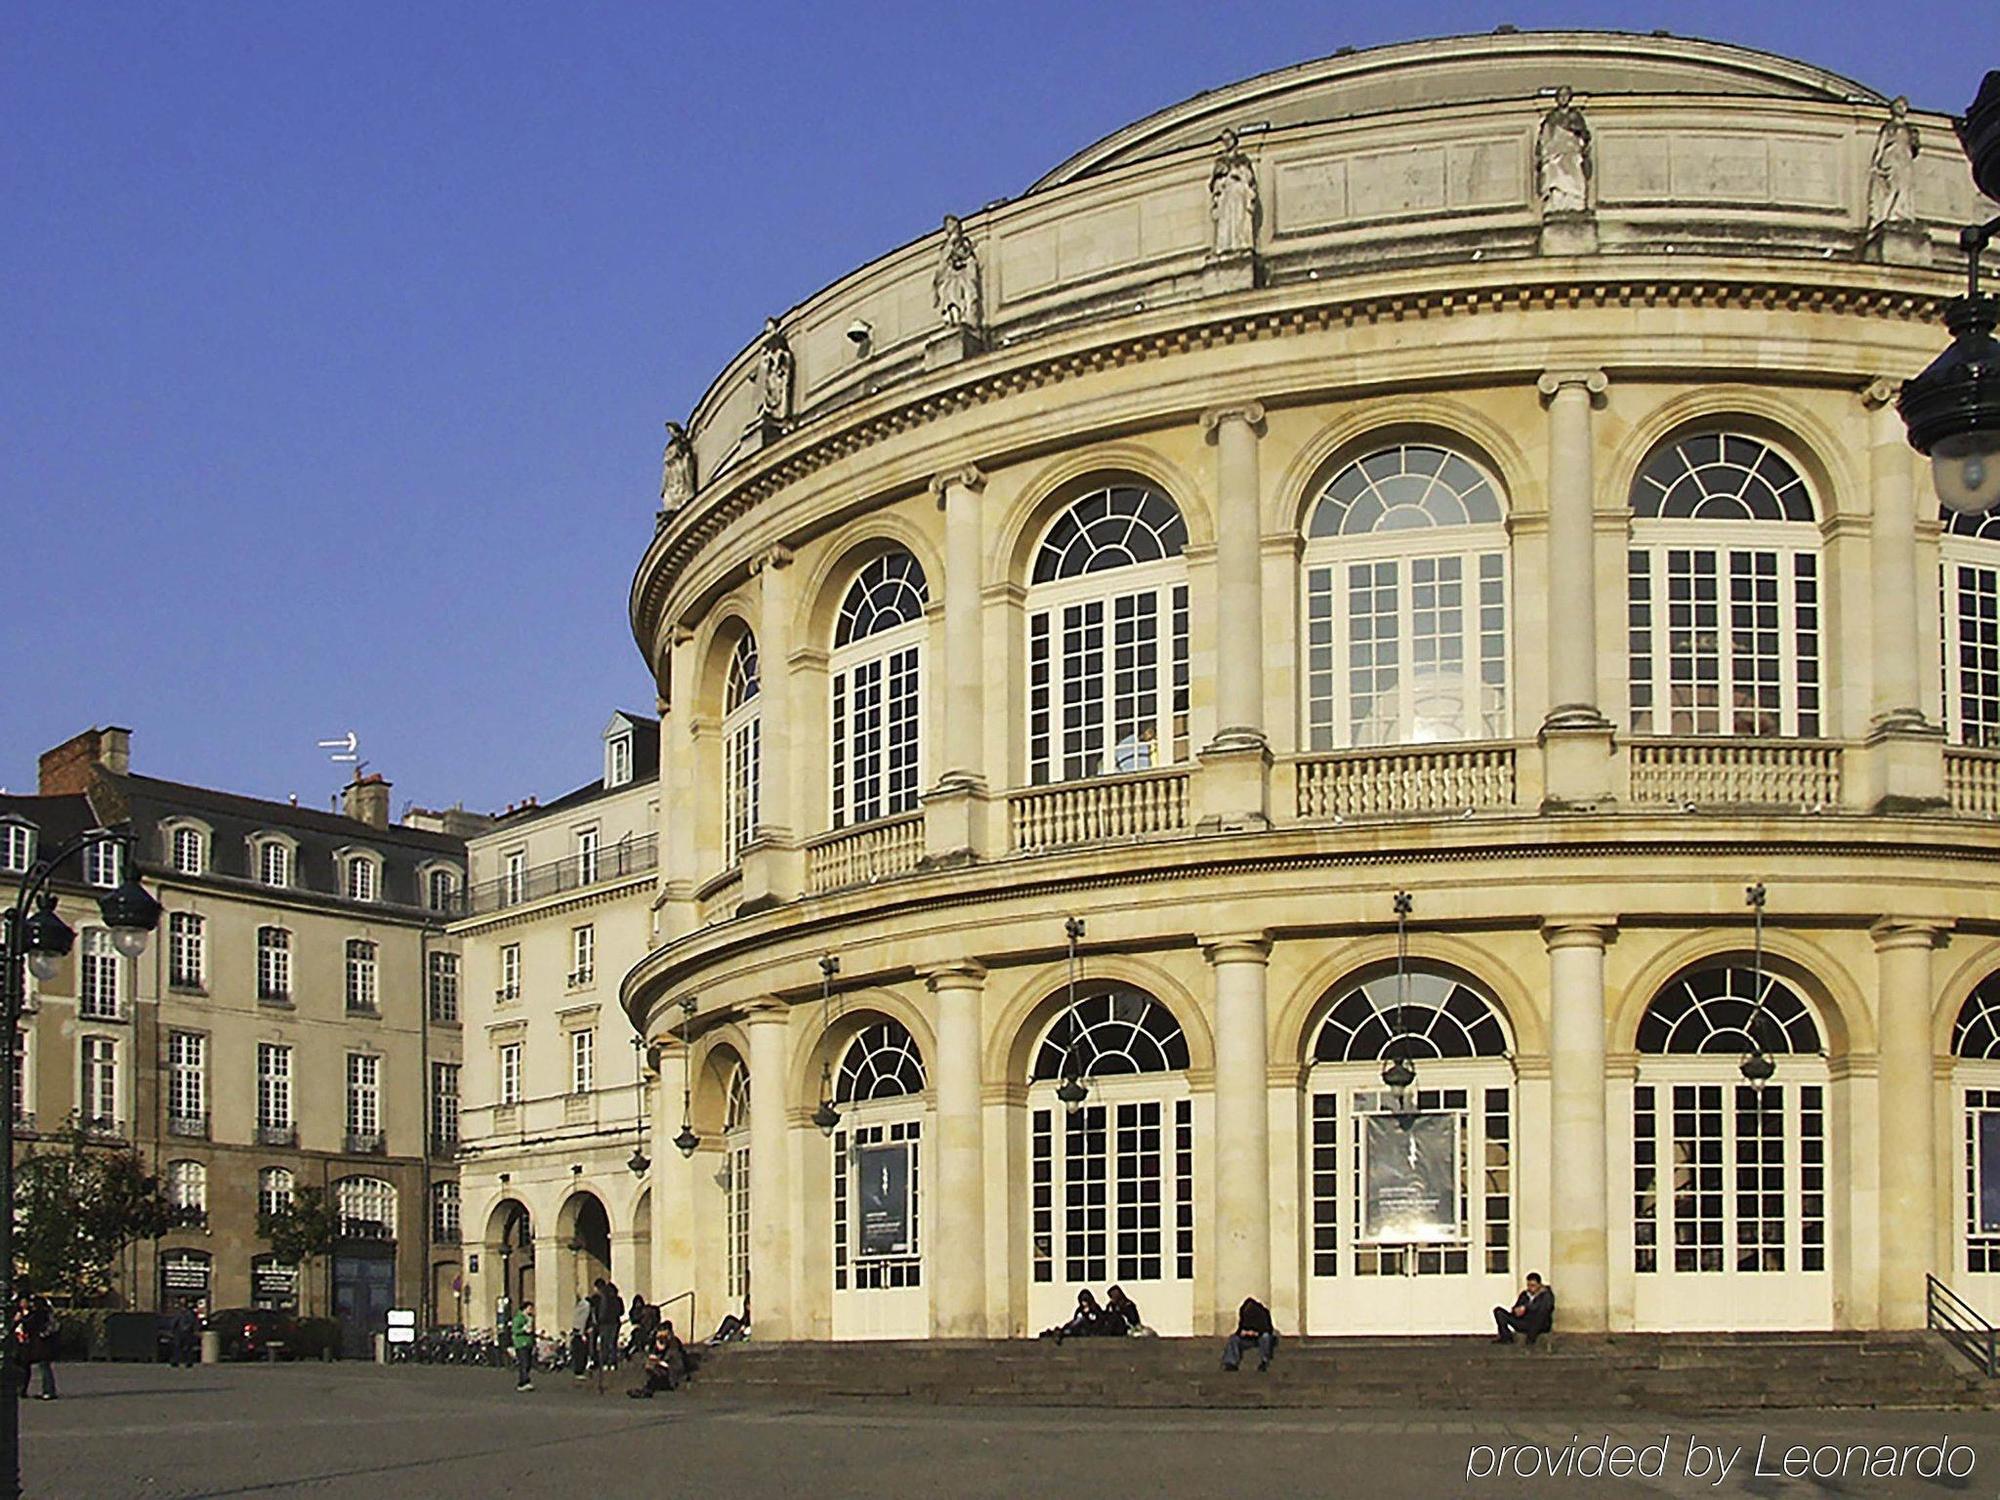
[1491,1273,1556,1345]
[1039,1286,1152,1341]
[627,1321,693,1398]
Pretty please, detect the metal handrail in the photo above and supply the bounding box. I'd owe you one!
[1927,1272,1998,1376]
[456,834,657,917]
[655,1288,696,1341]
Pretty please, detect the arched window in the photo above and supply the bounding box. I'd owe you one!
[1954,975,2000,1059]
[1627,432,1823,738]
[1943,507,2000,749]
[1311,970,1509,1061]
[1302,444,1509,749]
[1030,988,1190,1079]
[831,553,929,828]
[255,836,292,888]
[721,1060,751,1308]
[335,1176,397,1240]
[427,867,458,913]
[1027,484,1190,783]
[723,1062,751,1133]
[167,1159,207,1222]
[1953,973,2000,1275]
[258,1166,295,1219]
[835,1020,928,1103]
[170,825,206,876]
[723,632,762,863]
[1635,966,1822,1056]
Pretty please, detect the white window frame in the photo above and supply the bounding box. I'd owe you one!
[575,826,600,884]
[258,1043,293,1131]
[0,821,33,875]
[81,1034,119,1133]
[431,1061,460,1147]
[167,1159,208,1218]
[168,911,205,989]
[571,1027,595,1095]
[344,853,380,903]
[498,1041,523,1106]
[570,924,595,988]
[428,951,460,1023]
[170,824,206,876]
[257,926,292,1002]
[345,939,379,1014]
[499,944,521,1003]
[432,1180,462,1242]
[1943,526,2000,749]
[347,1053,381,1137]
[255,837,293,889]
[79,928,121,1020]
[426,866,458,913]
[502,849,527,906]
[13,1025,31,1126]
[84,839,122,889]
[258,1166,295,1219]
[723,633,762,864]
[606,733,633,789]
[167,1030,206,1127]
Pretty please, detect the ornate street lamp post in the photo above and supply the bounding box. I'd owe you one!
[671,997,700,1159]
[1381,891,1418,1093]
[813,955,842,1137]
[1898,73,2000,513]
[1,826,160,1500]
[1056,917,1089,1112]
[1739,884,1778,1084]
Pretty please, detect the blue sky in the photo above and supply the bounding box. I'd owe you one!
[3,0,1992,815]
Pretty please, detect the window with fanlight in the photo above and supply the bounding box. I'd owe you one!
[723,632,762,863]
[831,1020,930,1295]
[1626,432,1824,738]
[1301,444,1510,749]
[1027,483,1191,784]
[831,552,929,828]
[1943,509,2000,749]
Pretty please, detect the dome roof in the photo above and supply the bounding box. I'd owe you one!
[1030,30,1885,192]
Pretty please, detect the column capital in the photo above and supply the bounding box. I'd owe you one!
[1536,368,1609,404]
[920,960,988,990]
[928,464,987,505]
[741,998,791,1026]
[1200,400,1267,437]
[1860,376,1901,411]
[1200,931,1273,964]
[1870,916,1953,951]
[1542,916,1618,949]
[748,544,794,576]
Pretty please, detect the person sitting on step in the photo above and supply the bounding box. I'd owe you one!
[1102,1285,1144,1336]
[1491,1272,1556,1345]
[1041,1288,1105,1343]
[1221,1296,1278,1372]
[708,1298,750,1345]
[628,1320,689,1397]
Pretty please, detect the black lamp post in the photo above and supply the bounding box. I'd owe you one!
[1056,917,1089,1111]
[1381,891,1418,1093]
[671,997,700,1159]
[1739,883,1778,1084]
[813,955,841,1137]
[627,1037,651,1177]
[2,827,160,1500]
[1898,73,2000,513]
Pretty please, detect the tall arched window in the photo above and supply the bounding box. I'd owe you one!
[831,553,929,827]
[723,632,762,863]
[1631,965,1828,1321]
[1027,484,1190,783]
[1027,988,1194,1328]
[166,1159,208,1224]
[258,1165,295,1220]
[1627,433,1823,737]
[832,1021,928,1308]
[835,1020,928,1103]
[1952,973,2000,1275]
[1943,509,2000,749]
[1302,444,1509,748]
[335,1176,397,1240]
[722,1060,751,1310]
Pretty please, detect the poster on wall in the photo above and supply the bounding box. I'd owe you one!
[1981,1113,2000,1234]
[1361,1110,1461,1243]
[856,1141,913,1259]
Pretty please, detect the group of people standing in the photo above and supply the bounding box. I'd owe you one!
[504,1281,700,1397]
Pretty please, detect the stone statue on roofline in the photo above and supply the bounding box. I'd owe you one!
[1537,86,1592,216]
[933,214,982,330]
[1868,96,1922,229]
[659,420,695,511]
[757,316,793,424]
[1209,128,1258,257]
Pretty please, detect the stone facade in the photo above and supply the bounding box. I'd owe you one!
[621,34,2000,1341]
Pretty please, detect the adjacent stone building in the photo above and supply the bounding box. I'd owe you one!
[451,714,661,1329]
[607,32,2000,1342]
[3,727,475,1351]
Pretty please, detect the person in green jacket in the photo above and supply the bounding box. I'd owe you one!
[511,1301,535,1391]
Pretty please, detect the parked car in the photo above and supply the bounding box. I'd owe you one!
[206,1307,301,1361]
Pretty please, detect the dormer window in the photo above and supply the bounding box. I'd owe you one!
[426,867,458,913]
[256,838,292,888]
[606,731,634,789]
[170,825,206,876]
[0,821,32,875]
[345,854,379,903]
[84,838,122,889]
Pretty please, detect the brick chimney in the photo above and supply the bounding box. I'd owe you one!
[343,772,392,830]
[38,726,132,795]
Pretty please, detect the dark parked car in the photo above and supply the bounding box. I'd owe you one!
[207,1307,301,1361]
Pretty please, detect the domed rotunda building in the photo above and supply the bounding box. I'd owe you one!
[605,31,2000,1342]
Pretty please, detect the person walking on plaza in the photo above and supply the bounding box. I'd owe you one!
[1221,1296,1277,1373]
[595,1278,625,1371]
[510,1301,536,1391]
[14,1282,59,1400]
[572,1289,595,1378]
[1491,1273,1556,1345]
[168,1300,201,1368]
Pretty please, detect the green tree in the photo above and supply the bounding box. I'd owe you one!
[14,1124,185,1303]
[257,1186,339,1318]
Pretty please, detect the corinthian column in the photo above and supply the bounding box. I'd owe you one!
[1873,918,1945,1327]
[744,1002,794,1339]
[1544,917,1614,1329]
[1536,370,1614,809]
[1205,932,1272,1323]
[925,962,988,1335]
[924,467,990,862]
[1197,402,1272,830]
[743,547,801,907]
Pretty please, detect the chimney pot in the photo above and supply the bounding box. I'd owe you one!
[343,773,392,830]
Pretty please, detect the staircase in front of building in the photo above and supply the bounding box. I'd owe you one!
[687,1333,1998,1411]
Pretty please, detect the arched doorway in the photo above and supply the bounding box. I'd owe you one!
[559,1192,612,1314]
[722,1061,751,1320]
[1627,964,1831,1330]
[1026,985,1195,1336]
[1302,966,1516,1333]
[830,1019,929,1339]
[486,1200,534,1325]
[1951,973,2000,1321]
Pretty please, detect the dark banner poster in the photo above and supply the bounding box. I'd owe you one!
[857,1141,913,1259]
[1981,1113,2000,1234]
[1362,1111,1460,1243]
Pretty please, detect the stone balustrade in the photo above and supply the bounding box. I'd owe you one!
[1629,739,1843,809]
[1946,748,2000,817]
[806,812,926,893]
[1295,744,1519,821]
[1007,767,1190,852]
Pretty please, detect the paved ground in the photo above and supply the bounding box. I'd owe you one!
[20,1359,2000,1498]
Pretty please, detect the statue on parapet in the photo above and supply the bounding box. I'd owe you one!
[1537,86,1592,216]
[1209,128,1258,256]
[758,317,793,424]
[933,214,982,330]
[659,420,695,511]
[1868,96,1922,229]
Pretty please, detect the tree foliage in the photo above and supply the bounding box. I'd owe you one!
[258,1187,339,1316]
[14,1124,187,1303]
